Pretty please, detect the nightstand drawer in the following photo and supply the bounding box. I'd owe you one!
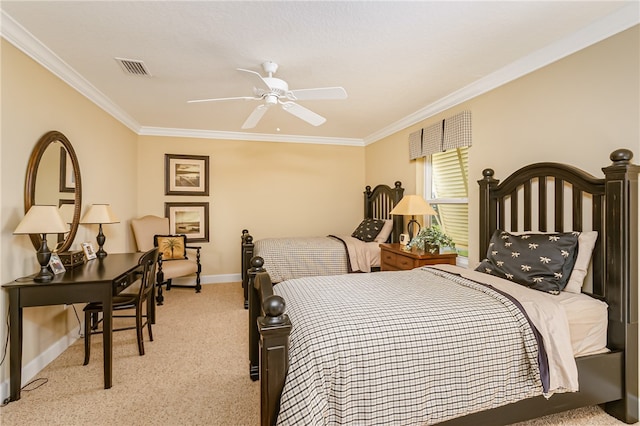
[395,256,414,269]
[381,250,397,265]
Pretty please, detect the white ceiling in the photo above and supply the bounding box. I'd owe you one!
[1,1,638,145]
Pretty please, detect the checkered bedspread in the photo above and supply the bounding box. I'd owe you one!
[255,236,349,283]
[273,268,546,425]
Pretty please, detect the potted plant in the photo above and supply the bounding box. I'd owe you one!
[406,225,455,254]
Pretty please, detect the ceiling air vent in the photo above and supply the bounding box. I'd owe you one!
[115,57,152,76]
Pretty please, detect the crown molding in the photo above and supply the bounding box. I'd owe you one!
[1,10,142,134]
[363,2,640,145]
[138,126,364,146]
[3,4,638,148]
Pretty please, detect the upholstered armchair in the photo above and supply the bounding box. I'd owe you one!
[131,215,201,305]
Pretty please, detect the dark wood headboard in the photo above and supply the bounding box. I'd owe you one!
[364,181,405,243]
[477,148,638,421]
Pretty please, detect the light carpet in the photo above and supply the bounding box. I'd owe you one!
[0,282,630,425]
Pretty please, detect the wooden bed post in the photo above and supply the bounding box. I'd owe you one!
[241,230,254,309]
[391,181,405,243]
[248,256,265,381]
[258,290,292,426]
[477,168,499,258]
[602,148,639,423]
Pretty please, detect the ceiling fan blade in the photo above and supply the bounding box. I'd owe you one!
[242,104,269,129]
[281,102,326,126]
[287,86,347,101]
[187,96,257,104]
[237,68,272,92]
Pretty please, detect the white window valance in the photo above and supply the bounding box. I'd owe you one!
[409,110,472,159]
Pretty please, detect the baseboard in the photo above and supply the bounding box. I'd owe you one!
[0,328,80,403]
[170,273,241,286]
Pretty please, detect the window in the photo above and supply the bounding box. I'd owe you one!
[424,146,469,258]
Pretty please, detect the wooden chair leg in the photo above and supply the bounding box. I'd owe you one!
[91,311,99,330]
[136,307,145,356]
[83,310,92,366]
[146,299,154,342]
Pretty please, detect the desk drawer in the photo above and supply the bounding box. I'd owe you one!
[113,269,142,295]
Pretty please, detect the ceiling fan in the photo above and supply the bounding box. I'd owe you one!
[188,61,347,129]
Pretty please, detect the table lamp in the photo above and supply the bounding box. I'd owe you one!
[14,205,69,282]
[389,195,437,240]
[80,204,120,258]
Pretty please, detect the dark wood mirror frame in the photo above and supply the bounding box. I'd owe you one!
[25,130,82,252]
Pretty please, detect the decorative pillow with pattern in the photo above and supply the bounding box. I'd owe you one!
[154,234,187,260]
[475,230,579,294]
[351,218,386,242]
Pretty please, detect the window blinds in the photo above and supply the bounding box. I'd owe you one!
[409,110,472,159]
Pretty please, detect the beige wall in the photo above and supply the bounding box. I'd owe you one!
[366,25,640,264]
[136,136,365,276]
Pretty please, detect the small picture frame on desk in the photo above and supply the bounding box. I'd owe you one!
[81,242,97,260]
[48,253,66,275]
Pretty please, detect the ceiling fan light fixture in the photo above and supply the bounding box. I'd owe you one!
[265,94,278,105]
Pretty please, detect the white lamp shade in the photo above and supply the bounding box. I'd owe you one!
[14,205,69,234]
[389,195,437,216]
[80,204,120,224]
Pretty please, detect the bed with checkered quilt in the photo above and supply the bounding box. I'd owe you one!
[272,265,577,425]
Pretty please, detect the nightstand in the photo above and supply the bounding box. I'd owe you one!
[379,243,457,271]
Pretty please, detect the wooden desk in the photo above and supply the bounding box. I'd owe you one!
[380,243,457,271]
[2,253,143,402]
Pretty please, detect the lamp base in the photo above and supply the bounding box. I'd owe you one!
[34,234,54,282]
[407,218,421,240]
[34,267,54,283]
[96,224,108,258]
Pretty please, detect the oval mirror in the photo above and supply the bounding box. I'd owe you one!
[25,130,82,252]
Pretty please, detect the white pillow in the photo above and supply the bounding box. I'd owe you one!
[374,219,394,243]
[510,230,598,294]
[564,231,598,293]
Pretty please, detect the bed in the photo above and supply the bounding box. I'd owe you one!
[247,149,638,425]
[240,181,404,307]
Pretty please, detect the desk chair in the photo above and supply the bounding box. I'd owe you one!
[131,215,202,305]
[83,248,158,365]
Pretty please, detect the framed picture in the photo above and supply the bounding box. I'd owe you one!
[81,242,97,260]
[48,253,66,275]
[59,147,75,193]
[165,202,209,242]
[165,154,209,196]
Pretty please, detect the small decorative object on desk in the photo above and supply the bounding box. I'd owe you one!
[57,250,85,268]
[48,253,66,275]
[405,225,455,254]
[81,242,97,260]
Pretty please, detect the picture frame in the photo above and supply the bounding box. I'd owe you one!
[165,202,209,243]
[81,242,97,260]
[164,154,210,196]
[59,147,75,193]
[48,253,66,275]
